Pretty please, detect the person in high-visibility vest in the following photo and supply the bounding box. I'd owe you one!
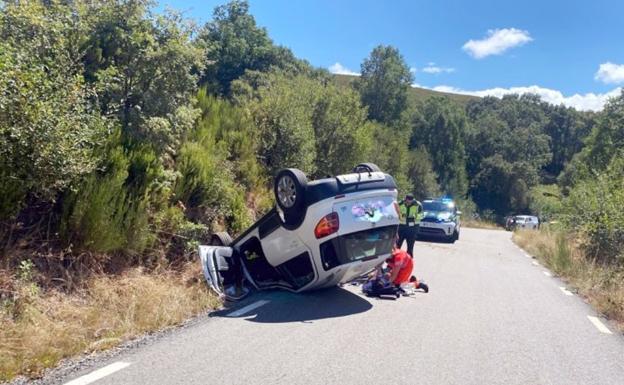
[396,193,423,257]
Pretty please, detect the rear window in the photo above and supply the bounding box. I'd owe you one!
[320,225,396,271]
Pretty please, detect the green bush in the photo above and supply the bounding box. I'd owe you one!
[195,89,264,190]
[529,184,564,222]
[174,141,251,235]
[60,146,155,255]
[0,6,106,217]
[564,156,624,265]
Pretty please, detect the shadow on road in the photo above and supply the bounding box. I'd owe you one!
[210,286,373,323]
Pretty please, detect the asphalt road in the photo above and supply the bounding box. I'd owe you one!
[53,228,624,385]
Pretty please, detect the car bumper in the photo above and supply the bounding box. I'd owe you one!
[418,222,456,237]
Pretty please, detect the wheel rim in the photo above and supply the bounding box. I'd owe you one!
[277,175,297,208]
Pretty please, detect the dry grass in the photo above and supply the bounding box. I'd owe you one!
[462,218,501,230]
[0,263,220,382]
[513,229,624,331]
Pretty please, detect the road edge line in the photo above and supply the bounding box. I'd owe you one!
[227,300,270,317]
[63,362,131,385]
[587,315,613,334]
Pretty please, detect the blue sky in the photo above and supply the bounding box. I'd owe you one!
[159,0,624,110]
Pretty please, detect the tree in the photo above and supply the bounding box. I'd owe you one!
[542,105,593,178]
[197,0,306,95]
[406,147,441,200]
[81,0,204,154]
[463,94,555,216]
[239,73,319,176]
[559,90,623,193]
[0,2,106,217]
[355,45,413,125]
[411,97,468,198]
[311,84,373,178]
[575,91,624,173]
[364,122,412,194]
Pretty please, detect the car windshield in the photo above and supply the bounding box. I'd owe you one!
[423,201,454,213]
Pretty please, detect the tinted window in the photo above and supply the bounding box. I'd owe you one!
[276,252,315,289]
[320,225,396,271]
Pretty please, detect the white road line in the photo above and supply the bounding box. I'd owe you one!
[64,362,131,385]
[532,261,540,266]
[543,271,552,277]
[524,253,532,258]
[587,316,613,334]
[559,287,574,296]
[227,300,270,317]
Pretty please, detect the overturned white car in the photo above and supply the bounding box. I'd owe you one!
[198,163,400,300]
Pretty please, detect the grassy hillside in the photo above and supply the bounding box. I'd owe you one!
[333,74,478,105]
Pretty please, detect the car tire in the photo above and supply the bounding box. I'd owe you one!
[211,232,233,246]
[352,162,382,173]
[274,168,308,226]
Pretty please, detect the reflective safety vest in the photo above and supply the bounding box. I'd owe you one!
[398,201,423,225]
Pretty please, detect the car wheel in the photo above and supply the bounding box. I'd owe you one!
[274,168,308,226]
[453,230,459,242]
[352,162,382,173]
[211,232,233,246]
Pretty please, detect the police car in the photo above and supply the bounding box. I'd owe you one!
[417,198,461,243]
[198,163,400,300]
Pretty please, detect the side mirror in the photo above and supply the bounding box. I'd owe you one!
[456,210,462,216]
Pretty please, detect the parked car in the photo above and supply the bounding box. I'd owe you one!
[417,198,461,243]
[513,215,539,230]
[198,163,400,300]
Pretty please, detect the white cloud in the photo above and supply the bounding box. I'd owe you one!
[419,84,621,111]
[462,28,532,59]
[595,62,624,84]
[328,62,359,76]
[422,63,455,74]
[410,67,418,74]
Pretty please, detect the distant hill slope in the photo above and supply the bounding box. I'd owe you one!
[333,74,478,105]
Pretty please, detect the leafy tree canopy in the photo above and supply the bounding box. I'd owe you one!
[198,0,308,95]
[356,45,413,125]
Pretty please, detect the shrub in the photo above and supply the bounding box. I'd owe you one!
[564,156,624,265]
[60,145,157,255]
[529,184,564,222]
[0,15,106,217]
[174,141,252,235]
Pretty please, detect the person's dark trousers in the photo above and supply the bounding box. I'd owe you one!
[397,225,418,257]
